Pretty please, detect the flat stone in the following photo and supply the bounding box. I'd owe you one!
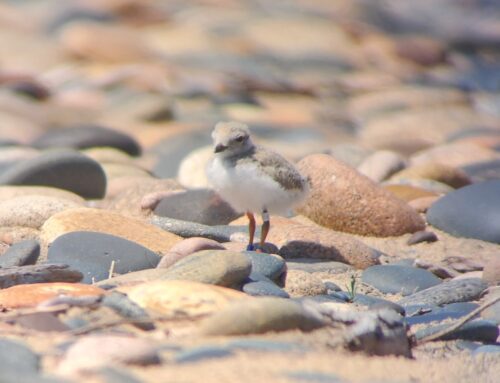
[198,297,325,335]
[362,265,441,296]
[383,184,437,202]
[0,186,85,204]
[160,250,251,287]
[414,319,499,343]
[297,154,425,237]
[398,278,488,307]
[389,162,472,189]
[285,270,327,297]
[57,334,160,375]
[47,231,160,284]
[243,280,290,298]
[352,294,405,315]
[174,345,233,363]
[0,264,82,288]
[153,188,240,225]
[406,302,479,326]
[286,259,352,274]
[0,338,39,373]
[32,125,141,156]
[0,282,105,309]
[243,251,286,282]
[15,312,69,332]
[0,195,82,229]
[407,231,438,245]
[0,239,40,267]
[157,237,225,269]
[41,207,182,258]
[0,150,106,199]
[102,291,154,330]
[356,150,407,182]
[473,345,500,356]
[427,180,500,243]
[122,280,248,317]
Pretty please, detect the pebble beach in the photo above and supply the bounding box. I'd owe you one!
[0,0,499,382]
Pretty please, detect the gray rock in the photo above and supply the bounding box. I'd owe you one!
[0,264,82,288]
[406,302,479,326]
[353,294,405,315]
[0,240,40,267]
[286,371,344,383]
[473,345,500,356]
[0,150,106,199]
[102,292,154,331]
[414,319,499,343]
[407,231,438,245]
[243,280,290,298]
[286,259,352,274]
[0,338,39,373]
[243,251,286,282]
[174,345,233,363]
[427,180,500,243]
[95,367,144,383]
[47,231,160,284]
[362,265,441,296]
[226,339,306,353]
[398,278,488,306]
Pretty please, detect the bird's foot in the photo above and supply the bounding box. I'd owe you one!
[246,243,256,251]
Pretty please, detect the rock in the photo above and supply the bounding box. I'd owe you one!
[286,371,343,383]
[32,125,141,156]
[102,291,154,330]
[0,264,82,288]
[473,345,500,356]
[57,335,160,375]
[14,312,69,332]
[284,270,327,297]
[0,338,39,373]
[394,36,446,66]
[413,259,459,279]
[414,319,499,343]
[407,231,438,245]
[383,184,437,202]
[398,278,488,307]
[0,195,82,229]
[266,218,380,269]
[356,150,407,182]
[101,163,151,180]
[41,207,182,257]
[243,280,290,298]
[157,237,225,269]
[427,180,500,244]
[243,251,286,283]
[408,196,439,213]
[406,302,479,326]
[296,154,425,237]
[354,295,405,315]
[177,146,213,188]
[0,282,105,309]
[385,178,453,194]
[160,250,251,287]
[0,239,40,267]
[198,297,325,335]
[328,143,373,168]
[47,231,160,283]
[0,150,106,199]
[174,345,233,364]
[286,259,352,274]
[122,280,248,317]
[483,257,500,286]
[153,188,241,225]
[0,186,85,204]
[389,163,472,188]
[82,147,136,165]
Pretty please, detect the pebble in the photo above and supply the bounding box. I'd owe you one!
[483,257,500,286]
[33,125,141,156]
[0,338,39,374]
[157,237,225,269]
[0,150,107,199]
[198,297,325,335]
[41,207,182,258]
[0,239,40,267]
[414,319,499,343]
[153,188,241,225]
[284,270,328,297]
[389,162,472,188]
[286,259,352,274]
[408,196,440,213]
[286,370,343,383]
[123,280,248,317]
[0,186,85,204]
[15,312,69,332]
[406,302,478,326]
[353,295,405,315]
[0,264,82,288]
[472,345,500,356]
[398,278,488,307]
[0,195,82,229]
[47,231,160,283]
[362,265,441,296]
[243,251,286,282]
[160,250,252,287]
[407,231,438,245]
[57,334,160,375]
[243,279,290,298]
[427,180,500,243]
[383,184,437,202]
[356,150,407,182]
[0,282,105,309]
[297,154,425,236]
[174,345,233,363]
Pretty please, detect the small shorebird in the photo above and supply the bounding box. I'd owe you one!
[206,121,309,251]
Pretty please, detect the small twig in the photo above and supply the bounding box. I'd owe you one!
[108,260,116,279]
[415,295,500,345]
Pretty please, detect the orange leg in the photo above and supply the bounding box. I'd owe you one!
[258,209,270,252]
[246,211,256,251]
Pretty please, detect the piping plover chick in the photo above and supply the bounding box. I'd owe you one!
[206,121,309,251]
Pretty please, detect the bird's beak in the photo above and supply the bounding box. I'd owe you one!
[214,144,227,153]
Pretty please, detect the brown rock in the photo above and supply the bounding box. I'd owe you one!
[0,186,85,204]
[483,258,500,286]
[389,163,472,188]
[157,237,225,269]
[383,184,437,202]
[121,280,248,317]
[0,195,82,229]
[408,196,440,213]
[40,207,182,258]
[296,154,425,237]
[356,150,407,182]
[0,282,105,309]
[82,147,136,165]
[101,163,152,180]
[284,269,327,297]
[394,37,446,66]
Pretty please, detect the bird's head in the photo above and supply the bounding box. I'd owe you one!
[211,121,254,157]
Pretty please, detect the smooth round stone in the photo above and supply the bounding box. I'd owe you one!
[0,195,82,229]
[0,186,85,204]
[482,258,500,286]
[427,180,500,243]
[174,345,232,363]
[407,230,438,245]
[0,150,106,199]
[48,231,160,283]
[32,125,141,156]
[414,319,499,343]
[101,163,151,180]
[328,143,374,167]
[243,280,290,298]
[398,278,488,307]
[157,237,225,269]
[362,265,441,296]
[286,259,352,274]
[198,297,325,336]
[297,154,425,237]
[0,338,39,374]
[101,292,154,330]
[153,188,240,225]
[389,162,471,189]
[122,280,248,317]
[226,338,306,352]
[0,282,105,309]
[286,371,343,383]
[462,159,500,182]
[57,335,160,375]
[160,250,251,287]
[352,294,405,315]
[356,150,407,182]
[0,239,40,267]
[406,302,479,326]
[285,270,327,298]
[385,178,453,194]
[41,207,182,257]
[473,345,500,356]
[383,184,437,202]
[243,251,286,282]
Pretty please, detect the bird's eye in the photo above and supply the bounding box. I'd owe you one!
[235,136,245,143]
